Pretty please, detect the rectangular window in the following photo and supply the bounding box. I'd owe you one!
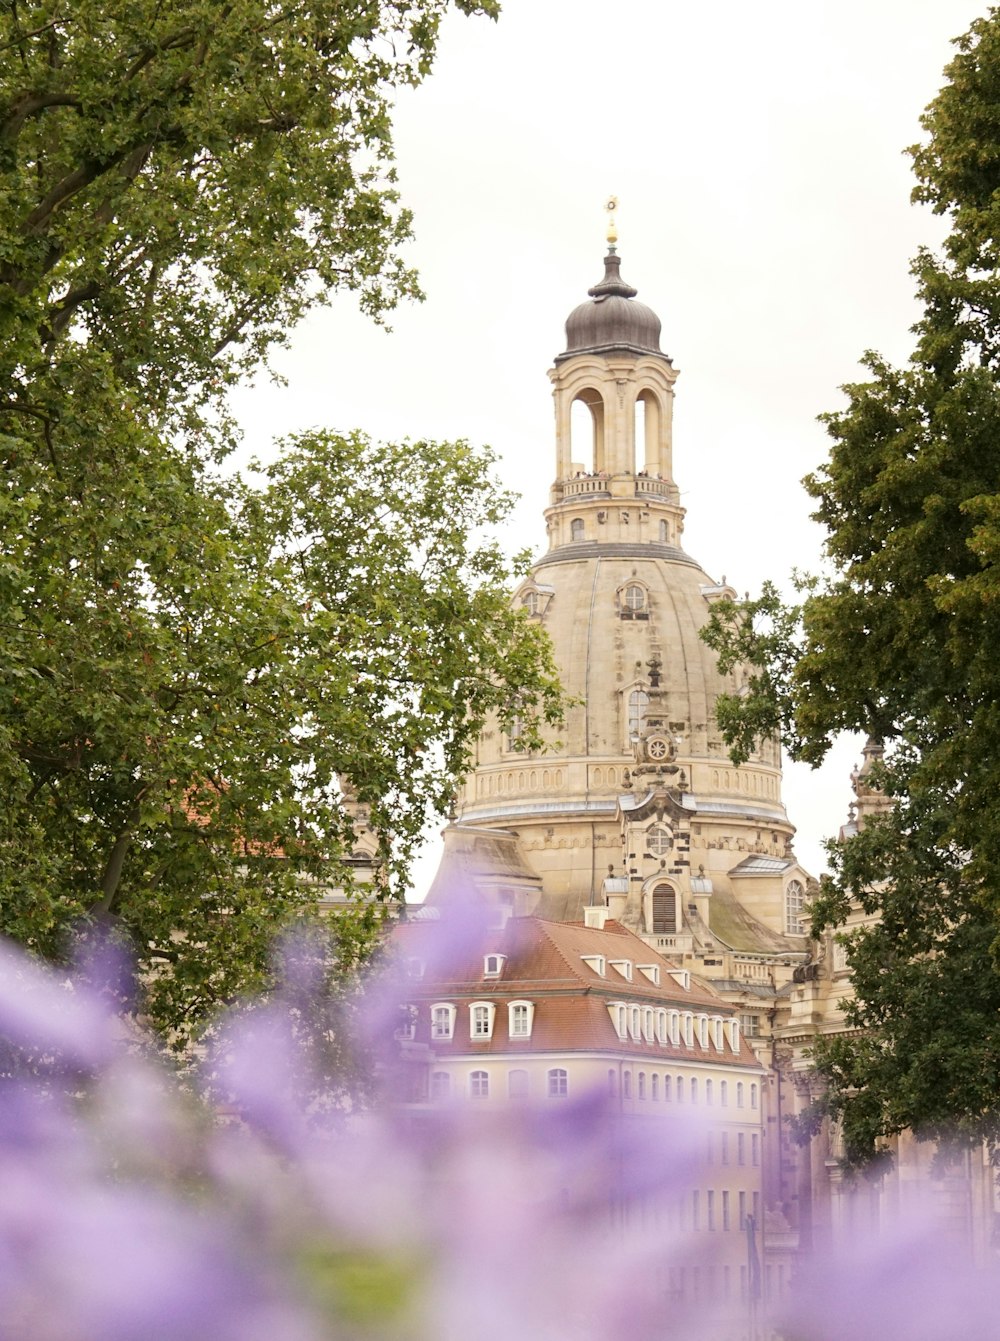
[431,1005,454,1040]
[721,1132,729,1165]
[707,1190,715,1231]
[752,1133,760,1166]
[472,1005,491,1038]
[722,1190,730,1231]
[738,1133,746,1166]
[691,1190,699,1231]
[510,1003,531,1038]
[739,1191,747,1230]
[740,1012,761,1038]
[430,1071,451,1100]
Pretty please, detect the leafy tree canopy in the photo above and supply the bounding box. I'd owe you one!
[702,9,1000,1165]
[0,0,569,1047]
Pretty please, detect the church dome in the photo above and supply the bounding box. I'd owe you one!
[559,251,664,360]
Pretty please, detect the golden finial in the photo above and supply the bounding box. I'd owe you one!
[605,194,618,249]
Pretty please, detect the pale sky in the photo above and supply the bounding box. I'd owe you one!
[229,0,985,888]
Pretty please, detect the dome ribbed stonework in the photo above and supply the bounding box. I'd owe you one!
[558,251,665,361]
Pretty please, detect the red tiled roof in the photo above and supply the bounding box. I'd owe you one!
[391,916,762,1069]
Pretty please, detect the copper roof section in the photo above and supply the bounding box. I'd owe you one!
[557,250,667,363]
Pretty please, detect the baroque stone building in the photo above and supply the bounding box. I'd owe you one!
[427,227,997,1281]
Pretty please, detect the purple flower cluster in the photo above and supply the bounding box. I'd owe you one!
[1,929,998,1341]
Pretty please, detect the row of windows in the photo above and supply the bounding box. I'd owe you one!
[664,1257,784,1303]
[430,1069,568,1101]
[689,1188,761,1233]
[608,1003,742,1054]
[611,1069,759,1112]
[421,1001,534,1043]
[568,518,673,546]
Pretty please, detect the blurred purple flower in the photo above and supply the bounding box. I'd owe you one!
[0,937,116,1074]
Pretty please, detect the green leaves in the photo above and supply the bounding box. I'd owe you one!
[701,9,1000,1166]
[0,0,569,1048]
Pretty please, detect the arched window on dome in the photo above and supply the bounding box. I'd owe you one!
[570,517,585,543]
[622,583,646,612]
[570,389,605,474]
[522,590,540,615]
[651,883,677,936]
[785,879,806,934]
[659,519,670,544]
[628,689,649,738]
[635,389,662,475]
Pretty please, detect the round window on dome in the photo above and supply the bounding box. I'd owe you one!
[647,823,673,856]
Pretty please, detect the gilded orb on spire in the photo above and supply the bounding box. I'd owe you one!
[605,195,618,250]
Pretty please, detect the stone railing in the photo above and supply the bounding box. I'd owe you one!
[561,477,611,497]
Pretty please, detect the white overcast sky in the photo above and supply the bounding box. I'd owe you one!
[230,0,985,888]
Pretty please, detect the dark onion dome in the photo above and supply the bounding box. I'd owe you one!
[557,250,666,361]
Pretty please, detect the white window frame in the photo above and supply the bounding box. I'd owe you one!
[785,879,806,935]
[469,1001,496,1041]
[638,963,661,986]
[431,1002,456,1041]
[483,954,506,979]
[430,1070,451,1100]
[643,1007,655,1042]
[714,1016,725,1051]
[469,1069,489,1099]
[698,1015,709,1049]
[684,1013,694,1047]
[656,1008,668,1044]
[728,1019,741,1052]
[608,1001,628,1041]
[508,1000,534,1039]
[669,1011,680,1045]
[609,958,633,982]
[581,954,606,976]
[630,1006,641,1040]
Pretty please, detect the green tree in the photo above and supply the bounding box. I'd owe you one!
[0,0,568,1045]
[703,9,1000,1165]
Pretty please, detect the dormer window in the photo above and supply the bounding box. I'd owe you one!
[395,1004,417,1041]
[483,954,506,979]
[581,954,606,977]
[656,1008,667,1044]
[643,1007,654,1041]
[683,1013,694,1047]
[713,1016,725,1051]
[431,1003,456,1041]
[522,590,540,615]
[728,1019,741,1052]
[630,1006,641,1040]
[669,1011,680,1045]
[469,1002,496,1040]
[508,1000,534,1039]
[637,964,661,986]
[608,1002,628,1040]
[698,1015,709,1049]
[609,958,633,982]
